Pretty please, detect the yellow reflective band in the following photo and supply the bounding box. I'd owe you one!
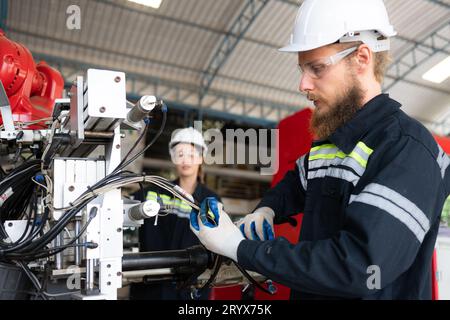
[348,151,368,168]
[309,151,346,161]
[146,191,158,201]
[310,144,337,153]
[173,199,192,211]
[180,203,192,211]
[160,195,173,205]
[357,141,374,156]
[310,151,368,168]
[309,142,373,168]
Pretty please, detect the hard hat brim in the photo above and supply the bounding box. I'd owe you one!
[278,42,332,53]
[278,44,300,53]
[279,28,397,53]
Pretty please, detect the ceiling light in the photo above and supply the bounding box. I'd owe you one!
[422,56,450,84]
[128,0,163,9]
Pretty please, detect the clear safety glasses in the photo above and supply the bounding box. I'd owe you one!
[170,145,202,165]
[298,46,358,79]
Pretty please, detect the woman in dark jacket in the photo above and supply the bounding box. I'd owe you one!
[130,127,219,300]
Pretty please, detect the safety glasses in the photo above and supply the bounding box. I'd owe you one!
[170,145,202,165]
[298,46,358,79]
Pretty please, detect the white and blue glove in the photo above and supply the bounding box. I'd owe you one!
[190,197,244,262]
[236,207,275,241]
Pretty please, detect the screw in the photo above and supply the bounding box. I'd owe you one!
[8,222,13,227]
[117,228,122,233]
[107,281,111,286]
[68,186,75,192]
[114,76,121,83]
[117,272,122,277]
[5,55,13,64]
[115,144,120,149]
[107,264,111,268]
[99,106,106,113]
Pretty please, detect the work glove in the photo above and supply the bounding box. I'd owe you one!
[190,197,244,262]
[236,207,275,241]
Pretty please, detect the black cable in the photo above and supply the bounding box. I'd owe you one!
[0,208,49,256]
[115,118,150,171]
[111,104,167,175]
[16,261,48,300]
[198,254,223,292]
[8,199,91,257]
[232,261,274,295]
[0,137,200,261]
[11,191,35,245]
[27,207,98,260]
[0,160,41,241]
[2,173,174,259]
[0,165,6,179]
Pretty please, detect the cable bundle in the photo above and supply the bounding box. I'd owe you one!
[0,102,273,297]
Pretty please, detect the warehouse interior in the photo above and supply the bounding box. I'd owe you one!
[0,0,449,301]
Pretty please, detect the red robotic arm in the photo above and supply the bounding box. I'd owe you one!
[0,30,64,129]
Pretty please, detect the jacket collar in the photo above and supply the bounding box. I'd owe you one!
[326,94,401,153]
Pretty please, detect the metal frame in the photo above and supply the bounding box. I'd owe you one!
[9,28,302,114]
[33,53,301,127]
[0,0,7,31]
[384,22,450,91]
[98,0,278,50]
[102,0,448,54]
[427,0,450,9]
[200,0,269,99]
[7,0,449,119]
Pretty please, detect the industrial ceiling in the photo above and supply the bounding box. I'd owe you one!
[1,0,449,131]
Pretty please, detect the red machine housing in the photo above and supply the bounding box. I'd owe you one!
[0,30,63,128]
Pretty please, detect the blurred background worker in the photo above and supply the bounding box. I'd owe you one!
[130,127,220,300]
[191,0,450,300]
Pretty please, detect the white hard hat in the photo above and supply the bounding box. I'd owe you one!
[279,0,397,53]
[169,127,208,157]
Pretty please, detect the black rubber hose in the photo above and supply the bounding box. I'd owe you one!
[122,245,211,271]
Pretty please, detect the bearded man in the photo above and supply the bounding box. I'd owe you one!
[190,0,450,300]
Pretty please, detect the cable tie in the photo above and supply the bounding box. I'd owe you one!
[87,186,97,198]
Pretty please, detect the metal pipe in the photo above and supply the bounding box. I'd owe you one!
[122,269,173,279]
[86,259,95,292]
[84,131,115,139]
[122,245,211,271]
[74,220,81,266]
[127,96,158,123]
[55,233,64,270]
